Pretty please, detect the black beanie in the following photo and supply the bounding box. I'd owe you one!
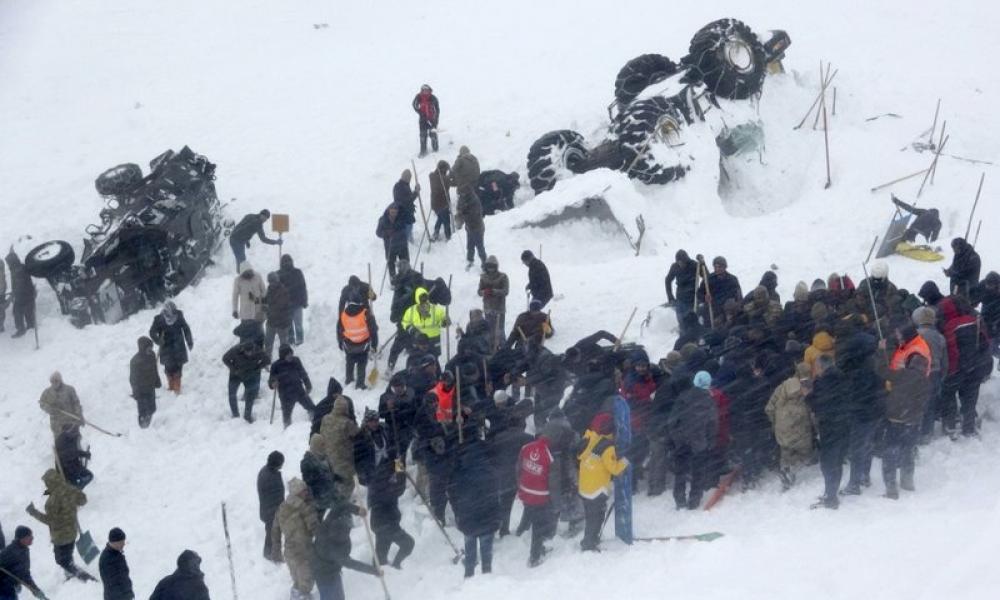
[109,527,126,542]
[15,525,32,540]
[267,450,285,469]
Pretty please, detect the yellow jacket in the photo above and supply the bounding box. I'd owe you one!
[401,287,447,340]
[577,429,628,499]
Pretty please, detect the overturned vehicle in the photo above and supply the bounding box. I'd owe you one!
[24,147,228,327]
[526,18,790,194]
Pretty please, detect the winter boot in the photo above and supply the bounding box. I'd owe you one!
[900,470,915,492]
[810,495,839,510]
[779,468,796,491]
[840,483,861,496]
[12,329,26,338]
[884,481,899,500]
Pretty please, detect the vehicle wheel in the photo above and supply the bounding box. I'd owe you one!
[625,155,687,185]
[526,130,590,194]
[25,240,75,278]
[613,97,687,153]
[682,18,767,100]
[95,163,143,197]
[614,54,679,106]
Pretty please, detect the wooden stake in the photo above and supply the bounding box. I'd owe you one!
[917,132,949,198]
[928,98,941,148]
[793,69,838,130]
[870,168,929,193]
[965,173,986,239]
[822,102,832,188]
[930,121,947,184]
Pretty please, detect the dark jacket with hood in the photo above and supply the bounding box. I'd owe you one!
[376,206,410,254]
[268,348,312,400]
[149,306,192,368]
[312,505,379,581]
[149,550,210,600]
[130,339,162,395]
[278,255,308,309]
[526,257,553,304]
[448,436,501,537]
[264,277,293,328]
[222,342,270,380]
[665,251,698,303]
[946,238,981,295]
[392,180,418,225]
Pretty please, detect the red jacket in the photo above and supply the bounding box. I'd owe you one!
[939,298,978,376]
[433,381,455,422]
[517,438,553,506]
[621,371,657,432]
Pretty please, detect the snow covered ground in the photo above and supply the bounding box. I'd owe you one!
[1,0,999,598]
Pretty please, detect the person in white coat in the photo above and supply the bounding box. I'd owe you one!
[233,262,266,344]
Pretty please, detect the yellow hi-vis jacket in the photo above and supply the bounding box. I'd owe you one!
[577,429,628,499]
[401,287,447,340]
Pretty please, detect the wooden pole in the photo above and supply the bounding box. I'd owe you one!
[916,132,949,198]
[822,101,832,188]
[965,173,986,239]
[794,67,837,130]
[870,168,929,193]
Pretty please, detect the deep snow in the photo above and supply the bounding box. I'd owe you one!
[1,1,999,599]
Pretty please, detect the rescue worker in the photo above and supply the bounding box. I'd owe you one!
[337,299,379,390]
[400,287,449,358]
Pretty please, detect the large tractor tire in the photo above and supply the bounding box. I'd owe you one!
[526,130,590,194]
[682,18,767,100]
[25,240,75,278]
[95,163,143,197]
[613,54,680,106]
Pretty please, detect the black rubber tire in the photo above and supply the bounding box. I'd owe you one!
[625,154,687,185]
[95,163,143,197]
[25,240,75,278]
[614,54,680,106]
[682,18,767,100]
[526,130,589,194]
[612,96,687,153]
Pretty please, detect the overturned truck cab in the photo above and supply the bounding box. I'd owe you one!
[24,146,229,327]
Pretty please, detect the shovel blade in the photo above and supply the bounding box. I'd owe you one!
[76,530,99,564]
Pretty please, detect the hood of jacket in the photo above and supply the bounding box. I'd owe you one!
[811,331,835,352]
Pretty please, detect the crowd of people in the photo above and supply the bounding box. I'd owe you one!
[2,83,998,600]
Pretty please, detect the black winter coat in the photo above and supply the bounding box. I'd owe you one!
[129,349,161,395]
[448,439,501,537]
[278,262,308,309]
[310,379,347,435]
[257,465,284,523]
[268,356,312,400]
[148,559,210,600]
[806,367,853,442]
[699,271,742,314]
[98,545,134,600]
[376,211,410,257]
[489,428,533,494]
[312,506,378,581]
[222,344,269,380]
[301,451,336,508]
[56,428,90,482]
[231,214,278,246]
[378,389,416,448]
[149,313,192,369]
[392,180,418,225]
[355,426,405,521]
[526,257,553,304]
[947,241,981,295]
[665,258,698,303]
[0,541,37,596]
[265,282,293,328]
[846,368,884,424]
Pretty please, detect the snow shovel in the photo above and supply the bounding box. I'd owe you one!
[76,528,99,564]
[367,330,398,387]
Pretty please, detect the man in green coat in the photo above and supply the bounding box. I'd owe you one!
[26,469,95,581]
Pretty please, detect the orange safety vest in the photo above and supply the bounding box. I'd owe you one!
[890,335,931,375]
[340,309,370,344]
[433,382,455,423]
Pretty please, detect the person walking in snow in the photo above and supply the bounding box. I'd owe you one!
[38,371,84,439]
[429,160,452,241]
[412,84,440,157]
[452,146,486,269]
[229,210,281,271]
[222,340,270,422]
[272,478,319,599]
[521,250,553,308]
[148,301,193,393]
[479,255,509,351]
[376,204,411,280]
[337,298,379,390]
[26,469,95,582]
[98,528,134,600]
[268,345,317,428]
[319,397,360,498]
[129,336,162,428]
[149,550,210,600]
[279,254,309,345]
[257,451,285,561]
[232,262,266,344]
[0,526,44,599]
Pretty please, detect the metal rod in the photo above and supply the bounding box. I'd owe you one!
[966,173,986,239]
